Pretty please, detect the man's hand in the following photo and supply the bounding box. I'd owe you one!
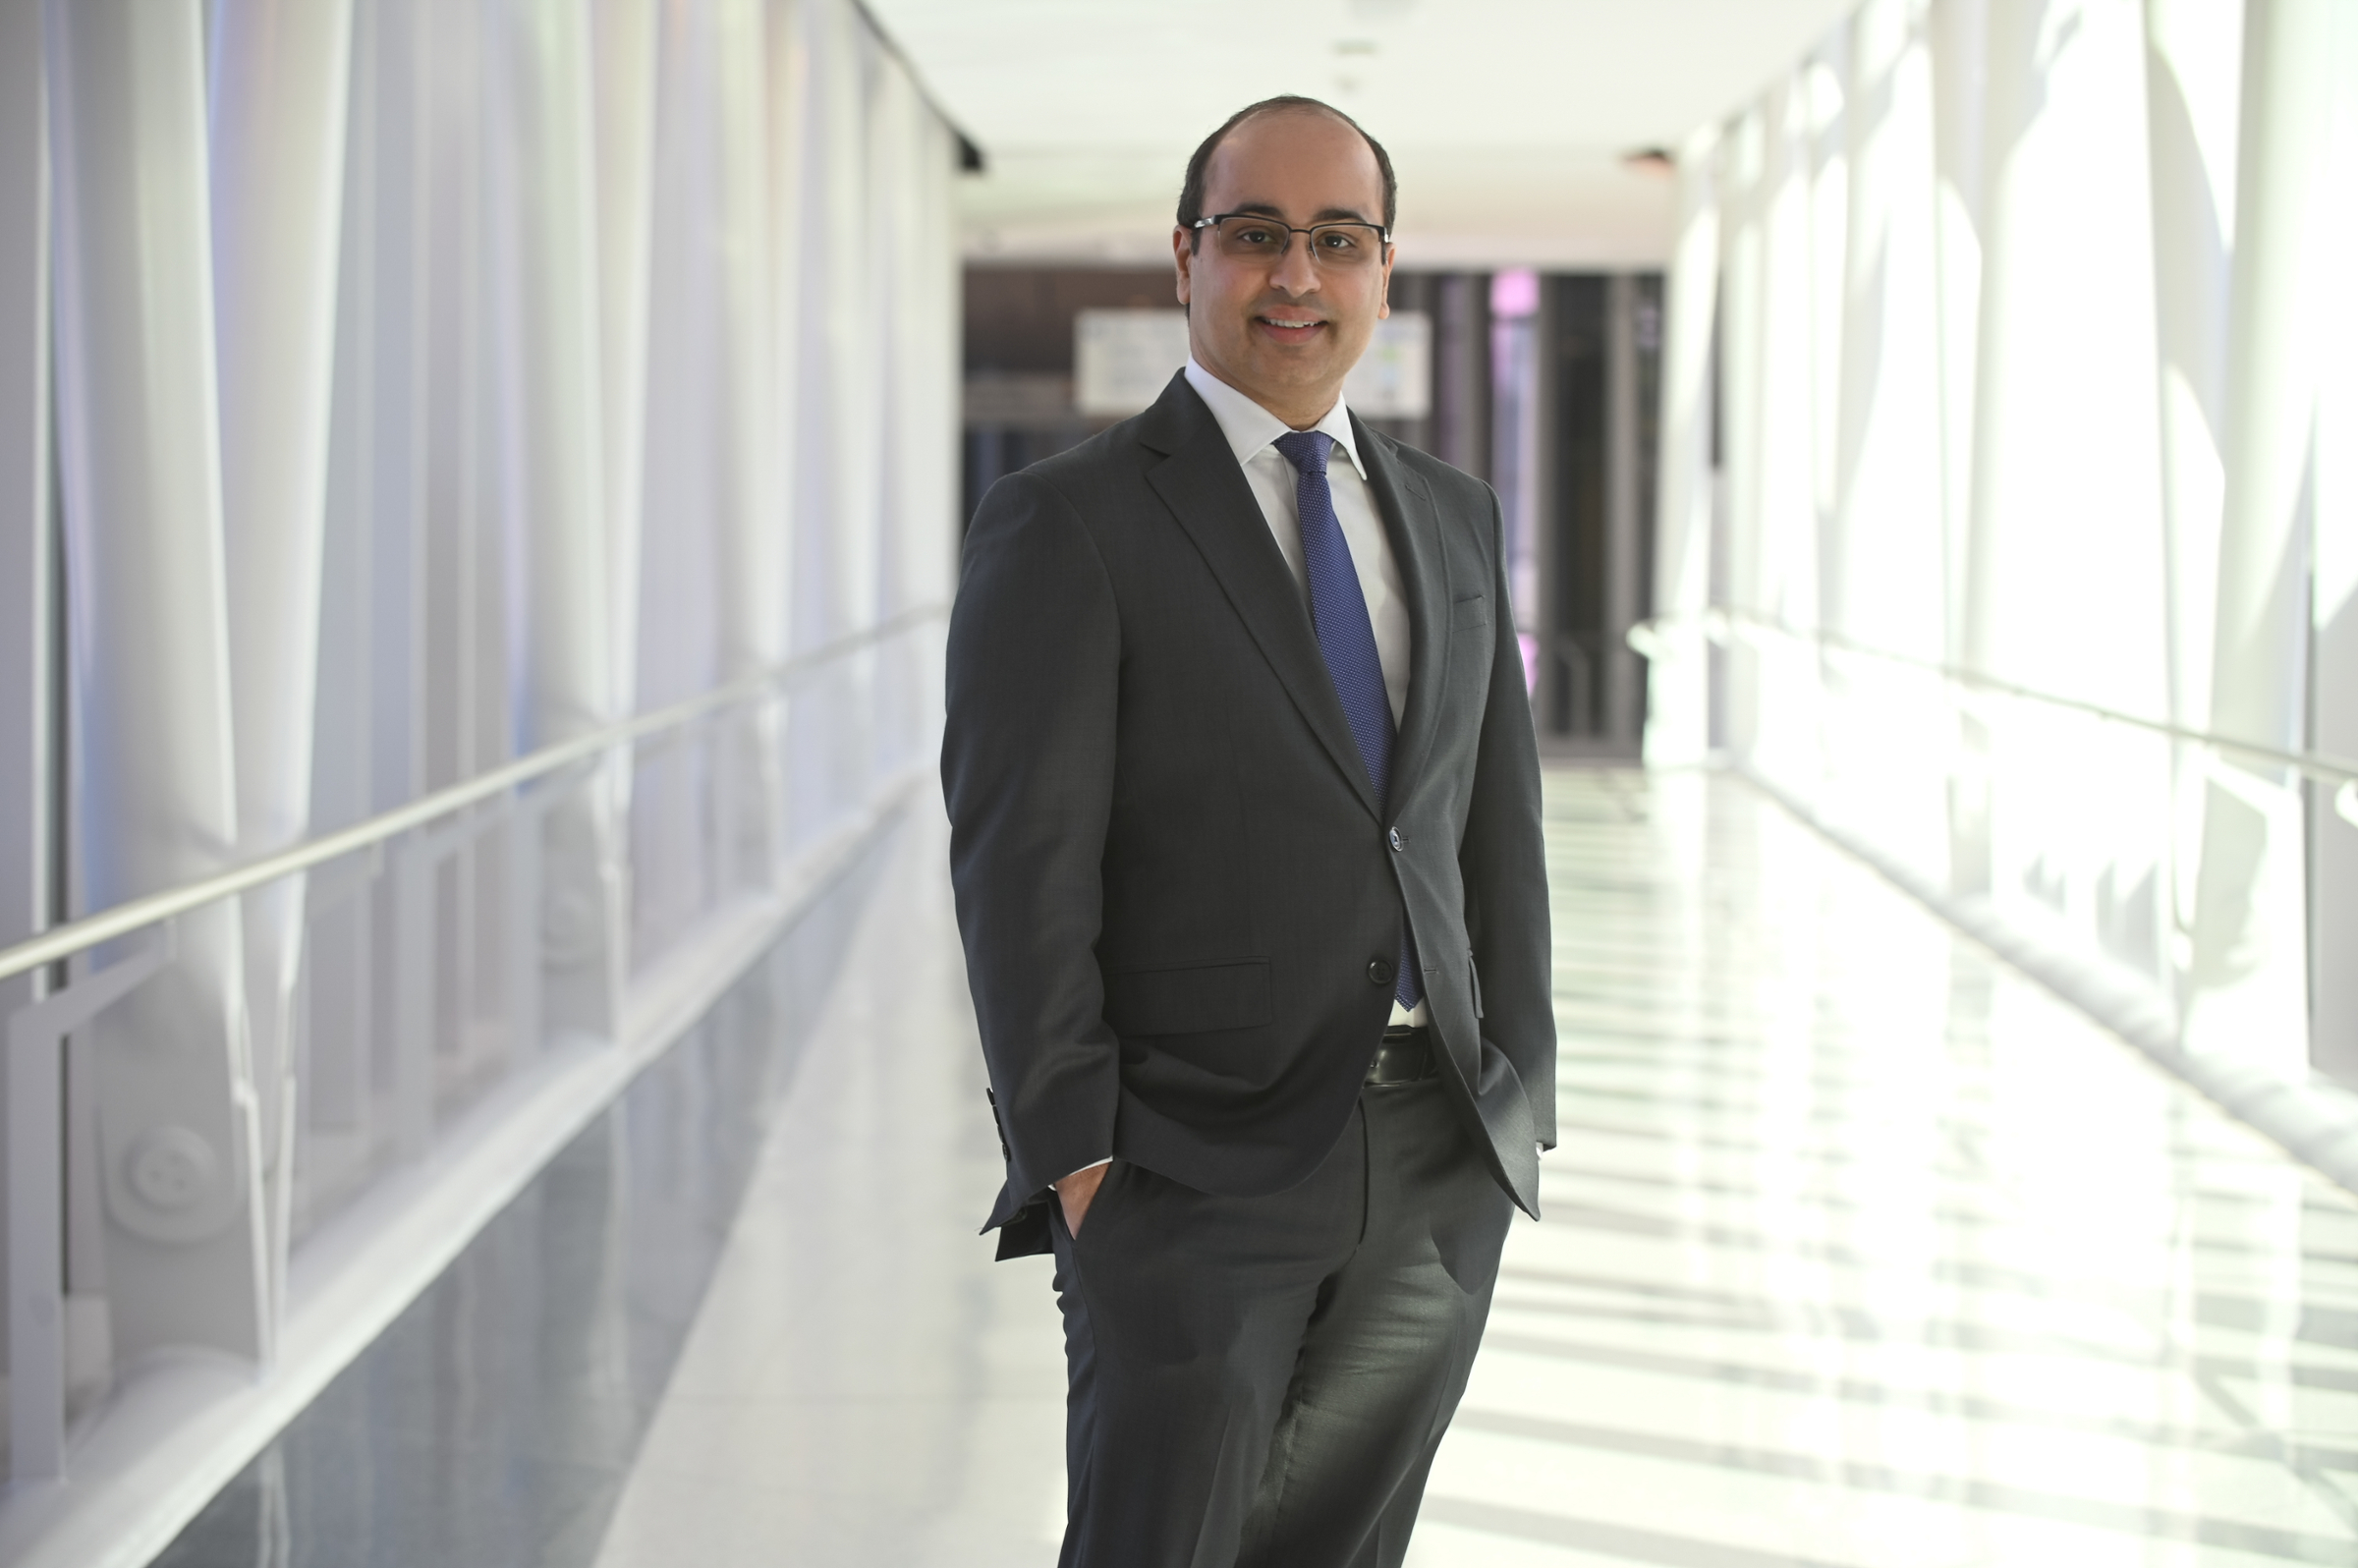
[1054,1163,1108,1236]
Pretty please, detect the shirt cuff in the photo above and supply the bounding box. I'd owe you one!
[1053,1158,1112,1187]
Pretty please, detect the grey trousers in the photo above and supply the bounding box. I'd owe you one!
[1047,1074,1514,1568]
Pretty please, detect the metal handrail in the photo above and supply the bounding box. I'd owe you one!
[1633,607,2358,792]
[0,604,946,985]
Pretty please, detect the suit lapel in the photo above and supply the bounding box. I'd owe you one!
[1355,417,1451,805]
[1140,376,1380,819]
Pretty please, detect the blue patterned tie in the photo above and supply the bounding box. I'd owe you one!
[1273,430,1423,1010]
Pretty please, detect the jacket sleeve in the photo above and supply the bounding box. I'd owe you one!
[1459,483,1556,1148]
[941,471,1123,1206]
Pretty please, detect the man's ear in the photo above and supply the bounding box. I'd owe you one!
[1378,245,1394,319]
[1172,226,1193,306]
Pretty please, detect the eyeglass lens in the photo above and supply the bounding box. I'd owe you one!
[1211,217,1382,266]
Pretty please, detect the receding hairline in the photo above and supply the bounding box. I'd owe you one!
[1176,93,1397,241]
[1201,103,1385,210]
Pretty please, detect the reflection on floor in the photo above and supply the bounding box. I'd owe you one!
[152,769,2358,1566]
[1409,769,2358,1568]
[588,805,1064,1567]
[148,821,894,1568]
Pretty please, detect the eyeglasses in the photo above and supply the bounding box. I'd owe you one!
[1192,213,1388,269]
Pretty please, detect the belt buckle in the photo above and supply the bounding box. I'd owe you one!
[1368,1026,1432,1086]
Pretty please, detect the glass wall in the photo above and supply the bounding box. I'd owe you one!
[1649,0,2358,1096]
[0,0,959,1550]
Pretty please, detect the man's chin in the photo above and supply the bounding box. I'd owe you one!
[1235,351,1346,400]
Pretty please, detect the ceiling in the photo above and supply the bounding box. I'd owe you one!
[866,0,1858,269]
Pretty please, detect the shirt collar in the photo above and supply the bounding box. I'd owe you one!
[1184,358,1367,481]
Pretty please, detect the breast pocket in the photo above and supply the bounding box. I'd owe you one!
[1100,958,1271,1036]
[1451,593,1490,631]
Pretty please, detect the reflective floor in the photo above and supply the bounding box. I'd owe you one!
[150,823,896,1568]
[588,804,1065,1567]
[1410,770,2358,1568]
[153,769,2358,1566]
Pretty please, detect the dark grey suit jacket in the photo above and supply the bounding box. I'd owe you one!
[943,371,1552,1258]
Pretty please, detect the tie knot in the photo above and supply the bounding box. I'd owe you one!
[1273,429,1331,477]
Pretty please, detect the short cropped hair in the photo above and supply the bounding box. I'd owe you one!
[1176,96,1397,248]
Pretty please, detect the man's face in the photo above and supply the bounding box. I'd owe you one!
[1174,110,1393,428]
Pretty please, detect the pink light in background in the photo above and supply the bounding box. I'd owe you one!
[1518,633,1540,696]
[1489,267,1540,319]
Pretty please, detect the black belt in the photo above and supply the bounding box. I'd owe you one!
[1366,1025,1436,1085]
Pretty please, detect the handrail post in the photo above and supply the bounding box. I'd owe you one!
[711,709,740,902]
[8,1003,64,1484]
[6,933,172,1484]
[391,847,431,1161]
[507,787,541,1063]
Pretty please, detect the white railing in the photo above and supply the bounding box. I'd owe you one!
[1635,606,2358,1197]
[1634,605,2358,798]
[0,607,942,1522]
[0,607,942,988]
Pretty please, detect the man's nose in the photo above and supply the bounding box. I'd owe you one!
[1268,232,1319,295]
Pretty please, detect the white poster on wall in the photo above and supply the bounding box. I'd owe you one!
[1348,310,1431,419]
[1075,309,1191,416]
[1075,308,1434,420]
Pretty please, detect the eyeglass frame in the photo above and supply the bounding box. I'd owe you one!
[1189,211,1392,264]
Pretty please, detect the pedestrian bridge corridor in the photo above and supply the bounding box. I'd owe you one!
[156,769,2358,1567]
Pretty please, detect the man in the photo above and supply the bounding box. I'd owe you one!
[942,95,1552,1567]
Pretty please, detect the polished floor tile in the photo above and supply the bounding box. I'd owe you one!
[153,768,2358,1566]
[147,822,899,1568]
[1407,768,2358,1568]
[590,803,1066,1568]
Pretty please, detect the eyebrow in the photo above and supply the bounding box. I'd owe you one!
[1222,201,1379,226]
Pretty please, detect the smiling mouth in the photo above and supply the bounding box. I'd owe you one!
[1257,314,1327,337]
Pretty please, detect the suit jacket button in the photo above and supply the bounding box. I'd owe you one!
[1368,958,1395,986]
[1387,827,1404,851]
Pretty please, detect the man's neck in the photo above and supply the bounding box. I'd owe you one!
[1187,357,1341,431]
